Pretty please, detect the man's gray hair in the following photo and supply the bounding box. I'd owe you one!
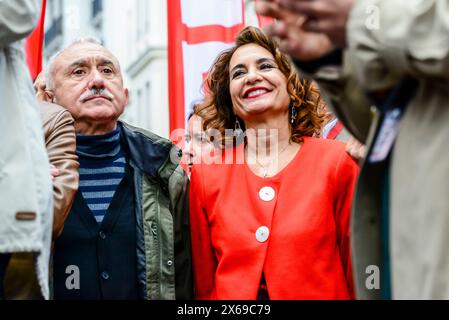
[45,37,103,90]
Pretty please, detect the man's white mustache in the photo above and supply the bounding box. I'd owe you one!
[80,88,113,102]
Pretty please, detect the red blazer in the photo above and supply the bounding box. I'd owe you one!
[189,137,359,299]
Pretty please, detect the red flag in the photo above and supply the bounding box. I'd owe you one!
[26,0,47,80]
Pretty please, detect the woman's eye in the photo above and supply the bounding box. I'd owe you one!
[260,63,274,70]
[232,70,245,79]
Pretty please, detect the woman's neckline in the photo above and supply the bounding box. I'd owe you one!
[242,137,309,180]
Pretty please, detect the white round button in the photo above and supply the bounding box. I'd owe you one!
[259,186,275,202]
[255,226,270,243]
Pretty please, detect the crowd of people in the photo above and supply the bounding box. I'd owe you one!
[1,0,448,300]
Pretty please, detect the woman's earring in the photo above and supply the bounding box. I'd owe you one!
[291,106,298,124]
[234,117,243,137]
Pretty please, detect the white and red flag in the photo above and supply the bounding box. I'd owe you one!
[167,0,247,133]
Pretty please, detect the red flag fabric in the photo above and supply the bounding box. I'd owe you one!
[26,0,47,80]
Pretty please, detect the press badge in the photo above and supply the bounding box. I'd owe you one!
[368,108,402,163]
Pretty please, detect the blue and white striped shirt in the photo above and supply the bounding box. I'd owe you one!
[76,128,126,224]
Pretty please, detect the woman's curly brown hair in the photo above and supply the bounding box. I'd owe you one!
[195,26,326,147]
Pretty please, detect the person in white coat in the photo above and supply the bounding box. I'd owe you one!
[0,0,53,300]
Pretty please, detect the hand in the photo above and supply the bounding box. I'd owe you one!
[346,137,366,163]
[257,0,354,48]
[255,0,335,61]
[50,164,60,182]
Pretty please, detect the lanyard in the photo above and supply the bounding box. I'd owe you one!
[367,78,418,163]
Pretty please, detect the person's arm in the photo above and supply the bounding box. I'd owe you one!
[0,0,40,47]
[189,165,217,300]
[348,0,449,90]
[39,102,79,239]
[334,149,360,299]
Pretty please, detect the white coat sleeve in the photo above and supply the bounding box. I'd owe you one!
[0,0,40,47]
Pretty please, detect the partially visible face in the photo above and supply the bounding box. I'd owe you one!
[182,115,215,174]
[229,43,290,121]
[49,42,129,131]
[34,72,51,102]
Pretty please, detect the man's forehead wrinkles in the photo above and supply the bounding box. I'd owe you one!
[62,44,120,66]
[68,59,88,68]
[67,57,115,67]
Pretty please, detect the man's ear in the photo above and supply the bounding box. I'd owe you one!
[124,88,129,106]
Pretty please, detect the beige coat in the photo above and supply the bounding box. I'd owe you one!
[0,0,53,299]
[306,0,449,299]
[39,102,79,239]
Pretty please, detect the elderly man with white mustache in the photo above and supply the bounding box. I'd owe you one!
[44,38,193,300]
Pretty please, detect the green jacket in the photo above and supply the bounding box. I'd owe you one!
[120,121,192,300]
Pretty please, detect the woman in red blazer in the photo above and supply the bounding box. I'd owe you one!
[190,26,359,300]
